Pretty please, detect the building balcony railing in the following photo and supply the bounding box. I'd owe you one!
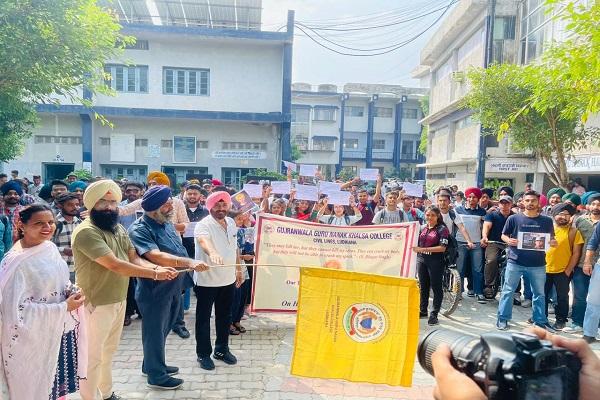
[373,151,393,160]
[341,150,423,162]
[342,149,366,159]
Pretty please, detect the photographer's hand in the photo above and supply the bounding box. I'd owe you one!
[527,327,600,400]
[431,344,486,400]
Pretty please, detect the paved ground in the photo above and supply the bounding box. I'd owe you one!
[71,295,600,400]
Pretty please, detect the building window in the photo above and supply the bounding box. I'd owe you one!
[341,166,358,175]
[313,108,336,121]
[196,140,209,149]
[161,140,173,148]
[135,138,148,147]
[312,137,335,151]
[222,142,267,150]
[401,141,414,158]
[456,116,475,129]
[34,135,82,144]
[343,139,359,149]
[344,106,364,117]
[125,40,149,50]
[373,107,392,118]
[99,137,111,146]
[163,68,209,96]
[291,106,310,123]
[293,135,308,150]
[373,139,386,150]
[104,64,148,93]
[401,108,418,119]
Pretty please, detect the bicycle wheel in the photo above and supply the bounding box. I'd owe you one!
[440,267,461,317]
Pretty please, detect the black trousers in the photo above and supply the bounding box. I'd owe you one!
[417,254,445,315]
[194,284,234,357]
[125,277,141,317]
[545,272,570,322]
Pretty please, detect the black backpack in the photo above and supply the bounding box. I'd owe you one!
[440,210,459,266]
[328,214,351,225]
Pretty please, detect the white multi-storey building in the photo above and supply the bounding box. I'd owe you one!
[413,0,539,190]
[5,0,293,188]
[291,83,427,180]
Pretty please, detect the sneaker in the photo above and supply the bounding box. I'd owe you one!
[103,394,122,400]
[548,303,556,314]
[172,326,190,339]
[583,335,597,344]
[428,314,439,326]
[526,318,534,325]
[476,295,487,304]
[534,322,557,333]
[521,299,532,308]
[562,323,583,334]
[214,350,237,365]
[197,356,215,371]
[147,376,184,390]
[142,366,179,377]
[553,321,566,331]
[419,312,428,319]
[467,290,475,297]
[496,320,509,330]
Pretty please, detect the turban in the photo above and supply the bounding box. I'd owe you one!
[514,191,524,201]
[69,180,87,192]
[211,178,223,186]
[562,192,581,206]
[551,203,576,217]
[206,191,231,211]
[539,194,547,208]
[582,191,599,206]
[587,193,600,205]
[464,187,482,199]
[497,186,514,197]
[38,184,52,200]
[141,185,172,211]
[1,180,23,196]
[547,187,567,199]
[83,179,122,210]
[481,188,494,198]
[147,171,170,186]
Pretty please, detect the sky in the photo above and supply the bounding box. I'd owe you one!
[261,0,452,89]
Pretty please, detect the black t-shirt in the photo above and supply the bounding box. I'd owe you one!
[502,213,554,267]
[484,210,514,242]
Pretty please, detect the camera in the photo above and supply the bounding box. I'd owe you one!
[418,329,581,400]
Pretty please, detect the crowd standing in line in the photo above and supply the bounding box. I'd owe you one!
[1,168,600,398]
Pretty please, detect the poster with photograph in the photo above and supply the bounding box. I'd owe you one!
[517,232,550,251]
[231,190,260,214]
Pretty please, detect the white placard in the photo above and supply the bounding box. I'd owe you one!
[318,181,341,195]
[517,232,550,252]
[242,184,263,198]
[282,160,297,171]
[183,222,198,238]
[326,191,351,206]
[295,184,319,201]
[271,181,291,195]
[359,168,379,181]
[403,182,424,198]
[299,164,318,177]
[110,134,135,162]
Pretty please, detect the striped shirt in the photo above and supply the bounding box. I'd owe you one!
[53,213,82,272]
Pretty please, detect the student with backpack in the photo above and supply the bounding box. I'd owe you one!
[372,192,403,224]
[412,206,450,326]
[317,195,362,226]
[435,188,474,267]
[400,195,425,224]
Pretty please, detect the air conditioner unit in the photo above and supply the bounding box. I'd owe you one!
[451,71,465,82]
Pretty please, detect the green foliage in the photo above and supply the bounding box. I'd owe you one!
[418,96,429,155]
[245,169,287,182]
[463,63,600,187]
[290,143,302,162]
[337,167,356,181]
[484,178,512,194]
[0,0,131,161]
[384,168,412,181]
[69,169,93,181]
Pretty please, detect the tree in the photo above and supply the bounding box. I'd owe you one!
[463,63,600,187]
[290,143,303,162]
[544,0,600,121]
[417,96,429,155]
[0,0,131,162]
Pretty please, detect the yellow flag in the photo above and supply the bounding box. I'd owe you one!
[290,267,420,387]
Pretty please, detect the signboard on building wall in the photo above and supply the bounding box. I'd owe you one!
[110,134,135,162]
[173,136,196,163]
[566,155,600,173]
[485,158,535,173]
[212,150,266,159]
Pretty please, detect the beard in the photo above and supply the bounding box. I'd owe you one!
[555,219,570,226]
[90,209,120,232]
[211,209,227,220]
[154,209,174,224]
[62,209,80,217]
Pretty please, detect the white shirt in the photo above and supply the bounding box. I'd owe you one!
[193,215,238,287]
[441,212,454,232]
[318,213,362,226]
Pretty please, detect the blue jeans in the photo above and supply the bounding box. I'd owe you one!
[583,264,600,337]
[498,262,547,324]
[572,267,590,326]
[457,243,484,295]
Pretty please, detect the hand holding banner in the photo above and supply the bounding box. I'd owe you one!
[403,182,423,198]
[271,181,292,194]
[299,164,318,177]
[359,168,379,181]
[318,181,341,195]
[242,183,262,198]
[326,190,351,206]
[282,160,297,172]
[294,184,319,201]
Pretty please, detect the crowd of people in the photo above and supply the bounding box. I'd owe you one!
[0,168,599,399]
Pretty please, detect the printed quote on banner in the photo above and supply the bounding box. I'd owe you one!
[251,214,420,312]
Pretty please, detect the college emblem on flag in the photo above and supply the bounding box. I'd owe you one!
[291,267,420,387]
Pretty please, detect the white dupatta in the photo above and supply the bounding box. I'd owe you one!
[0,240,81,400]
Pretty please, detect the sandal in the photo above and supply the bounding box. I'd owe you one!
[233,323,246,333]
[229,325,240,335]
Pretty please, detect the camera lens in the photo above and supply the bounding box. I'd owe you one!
[418,329,481,375]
